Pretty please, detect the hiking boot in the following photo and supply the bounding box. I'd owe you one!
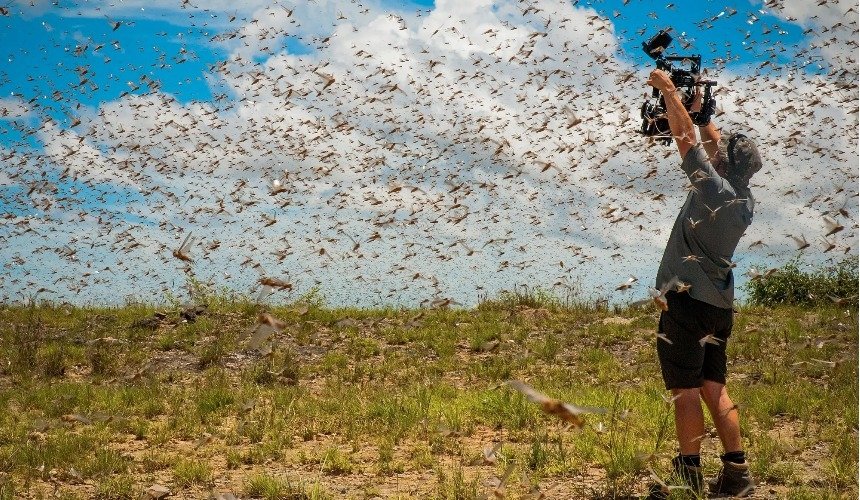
[646,456,704,499]
[708,459,755,497]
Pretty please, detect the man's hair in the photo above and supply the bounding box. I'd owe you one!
[717,133,762,187]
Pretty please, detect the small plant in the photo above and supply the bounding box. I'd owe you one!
[95,474,135,499]
[435,464,479,499]
[376,438,403,475]
[225,449,242,470]
[295,286,326,310]
[197,339,228,369]
[37,343,67,378]
[172,458,212,487]
[320,447,354,476]
[88,343,118,376]
[0,474,16,500]
[245,473,322,499]
[195,380,235,418]
[7,308,44,375]
[139,451,172,473]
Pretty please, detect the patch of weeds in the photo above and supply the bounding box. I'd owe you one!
[533,333,561,362]
[7,311,44,375]
[88,343,119,376]
[172,458,212,487]
[527,433,551,471]
[14,430,92,480]
[320,446,354,476]
[746,431,796,484]
[245,472,325,500]
[139,450,172,473]
[175,316,216,343]
[122,418,149,441]
[365,393,420,439]
[37,343,67,378]
[579,347,620,383]
[465,320,504,351]
[346,335,380,361]
[225,449,242,470]
[240,442,283,466]
[195,379,235,418]
[95,473,135,499]
[478,388,536,430]
[156,331,181,351]
[259,348,300,385]
[85,447,131,478]
[480,285,563,310]
[436,464,479,499]
[594,392,666,497]
[197,339,228,370]
[425,332,456,359]
[0,475,16,500]
[376,438,403,475]
[784,488,846,499]
[822,430,859,489]
[438,400,474,438]
[140,396,164,420]
[319,352,349,378]
[409,442,434,470]
[238,416,266,444]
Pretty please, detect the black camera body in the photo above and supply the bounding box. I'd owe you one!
[640,29,717,144]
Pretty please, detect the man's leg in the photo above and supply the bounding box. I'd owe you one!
[673,387,706,455]
[701,379,755,496]
[700,380,741,453]
[648,386,705,498]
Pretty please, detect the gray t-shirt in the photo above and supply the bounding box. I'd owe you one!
[656,144,755,309]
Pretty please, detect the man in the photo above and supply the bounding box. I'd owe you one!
[645,68,761,499]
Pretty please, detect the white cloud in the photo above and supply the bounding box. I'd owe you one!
[3,0,857,306]
[0,96,34,120]
[755,0,859,71]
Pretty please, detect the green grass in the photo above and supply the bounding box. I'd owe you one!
[245,472,328,499]
[172,458,212,487]
[0,297,856,498]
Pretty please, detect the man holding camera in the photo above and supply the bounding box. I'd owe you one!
[645,68,761,499]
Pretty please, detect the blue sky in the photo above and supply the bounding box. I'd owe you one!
[0,1,810,110]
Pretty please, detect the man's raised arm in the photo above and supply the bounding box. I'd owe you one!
[690,85,721,165]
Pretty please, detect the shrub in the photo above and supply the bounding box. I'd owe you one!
[172,459,212,487]
[244,473,320,499]
[38,343,67,378]
[744,257,858,307]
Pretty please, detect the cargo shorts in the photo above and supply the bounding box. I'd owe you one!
[656,291,733,389]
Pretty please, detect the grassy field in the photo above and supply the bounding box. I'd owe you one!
[0,293,856,499]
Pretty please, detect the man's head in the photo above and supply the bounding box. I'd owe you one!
[714,133,762,187]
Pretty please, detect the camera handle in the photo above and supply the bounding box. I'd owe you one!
[691,81,717,126]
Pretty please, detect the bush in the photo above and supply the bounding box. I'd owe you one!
[744,257,858,307]
[37,343,67,378]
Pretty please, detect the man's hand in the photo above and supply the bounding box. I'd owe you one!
[647,69,695,160]
[647,69,675,94]
[689,85,703,114]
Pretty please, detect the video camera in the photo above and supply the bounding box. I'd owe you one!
[640,29,717,145]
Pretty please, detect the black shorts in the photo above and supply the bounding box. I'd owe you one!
[656,291,733,390]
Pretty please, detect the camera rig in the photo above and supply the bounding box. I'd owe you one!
[640,29,717,145]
